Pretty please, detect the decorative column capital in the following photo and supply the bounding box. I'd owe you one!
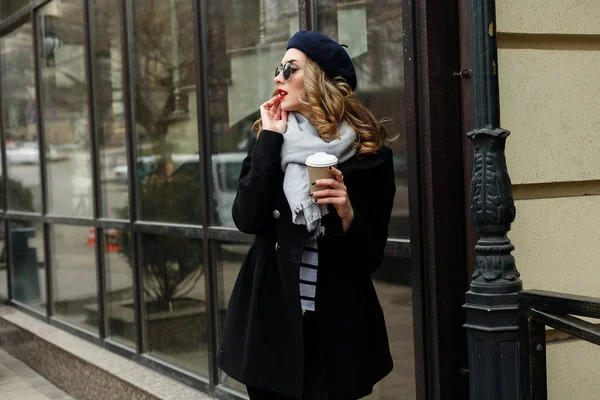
[467,127,510,140]
[468,127,516,233]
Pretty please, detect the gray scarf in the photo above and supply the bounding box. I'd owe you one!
[280,112,357,238]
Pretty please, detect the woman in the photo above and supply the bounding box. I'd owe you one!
[218,31,396,400]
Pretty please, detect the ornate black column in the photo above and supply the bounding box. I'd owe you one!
[463,0,523,399]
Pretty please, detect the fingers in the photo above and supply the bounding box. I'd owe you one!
[260,96,280,111]
[310,173,353,220]
[261,96,278,108]
[274,101,282,120]
[310,195,349,206]
[312,178,345,190]
[311,189,346,198]
[260,97,282,131]
[328,166,344,182]
[261,96,284,120]
[310,179,349,206]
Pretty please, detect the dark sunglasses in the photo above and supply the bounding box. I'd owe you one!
[275,62,301,80]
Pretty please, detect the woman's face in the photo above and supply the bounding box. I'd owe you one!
[274,48,310,115]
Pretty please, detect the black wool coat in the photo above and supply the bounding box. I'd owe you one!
[218,130,395,399]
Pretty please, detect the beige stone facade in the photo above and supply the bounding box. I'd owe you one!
[497,1,600,398]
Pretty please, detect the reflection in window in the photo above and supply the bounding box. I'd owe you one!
[37,1,94,217]
[140,234,208,376]
[317,1,415,397]
[129,0,202,224]
[0,1,30,21]
[216,241,250,393]
[9,221,46,311]
[52,225,98,332]
[90,0,129,219]
[207,0,299,228]
[317,0,409,239]
[1,23,42,213]
[105,229,135,346]
[372,255,415,399]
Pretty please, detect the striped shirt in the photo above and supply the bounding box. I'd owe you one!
[299,239,319,311]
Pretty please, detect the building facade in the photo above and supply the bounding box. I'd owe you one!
[497,1,600,398]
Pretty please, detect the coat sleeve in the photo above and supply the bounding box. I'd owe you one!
[231,130,284,234]
[323,147,396,275]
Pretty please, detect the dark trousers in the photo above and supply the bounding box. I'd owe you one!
[247,310,328,400]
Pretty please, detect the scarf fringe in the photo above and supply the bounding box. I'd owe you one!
[291,200,329,238]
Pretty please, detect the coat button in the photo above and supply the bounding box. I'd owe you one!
[275,242,280,251]
[272,209,281,219]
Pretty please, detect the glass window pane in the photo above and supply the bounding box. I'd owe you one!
[141,234,207,376]
[131,0,202,224]
[51,224,98,332]
[316,0,409,239]
[1,22,42,213]
[372,255,416,399]
[0,1,30,21]
[37,1,94,217]
[206,0,299,227]
[106,229,135,346]
[9,221,46,311]
[90,0,129,219]
[216,241,249,393]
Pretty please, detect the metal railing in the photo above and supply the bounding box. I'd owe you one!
[519,289,600,400]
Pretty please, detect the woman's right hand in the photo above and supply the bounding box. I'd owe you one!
[260,96,288,134]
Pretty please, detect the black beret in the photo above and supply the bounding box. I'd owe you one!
[287,30,357,91]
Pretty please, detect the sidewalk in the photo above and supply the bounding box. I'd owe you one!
[0,349,73,400]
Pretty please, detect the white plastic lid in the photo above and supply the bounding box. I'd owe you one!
[305,152,338,167]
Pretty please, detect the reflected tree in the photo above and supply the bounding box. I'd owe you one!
[114,171,204,310]
[132,0,196,157]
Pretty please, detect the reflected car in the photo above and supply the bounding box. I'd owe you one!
[111,156,156,184]
[174,153,245,228]
[111,153,245,227]
[5,142,63,164]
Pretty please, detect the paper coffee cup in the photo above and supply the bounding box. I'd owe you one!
[305,152,338,193]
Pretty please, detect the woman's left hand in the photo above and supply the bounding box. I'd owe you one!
[311,167,354,231]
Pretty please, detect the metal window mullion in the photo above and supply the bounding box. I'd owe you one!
[83,0,107,341]
[133,221,204,238]
[193,0,218,388]
[298,0,315,30]
[94,219,130,230]
[7,213,94,225]
[120,0,146,355]
[402,0,429,398]
[32,7,53,319]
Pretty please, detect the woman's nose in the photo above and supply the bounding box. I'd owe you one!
[274,72,284,85]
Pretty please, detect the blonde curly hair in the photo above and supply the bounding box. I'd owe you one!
[253,59,390,155]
